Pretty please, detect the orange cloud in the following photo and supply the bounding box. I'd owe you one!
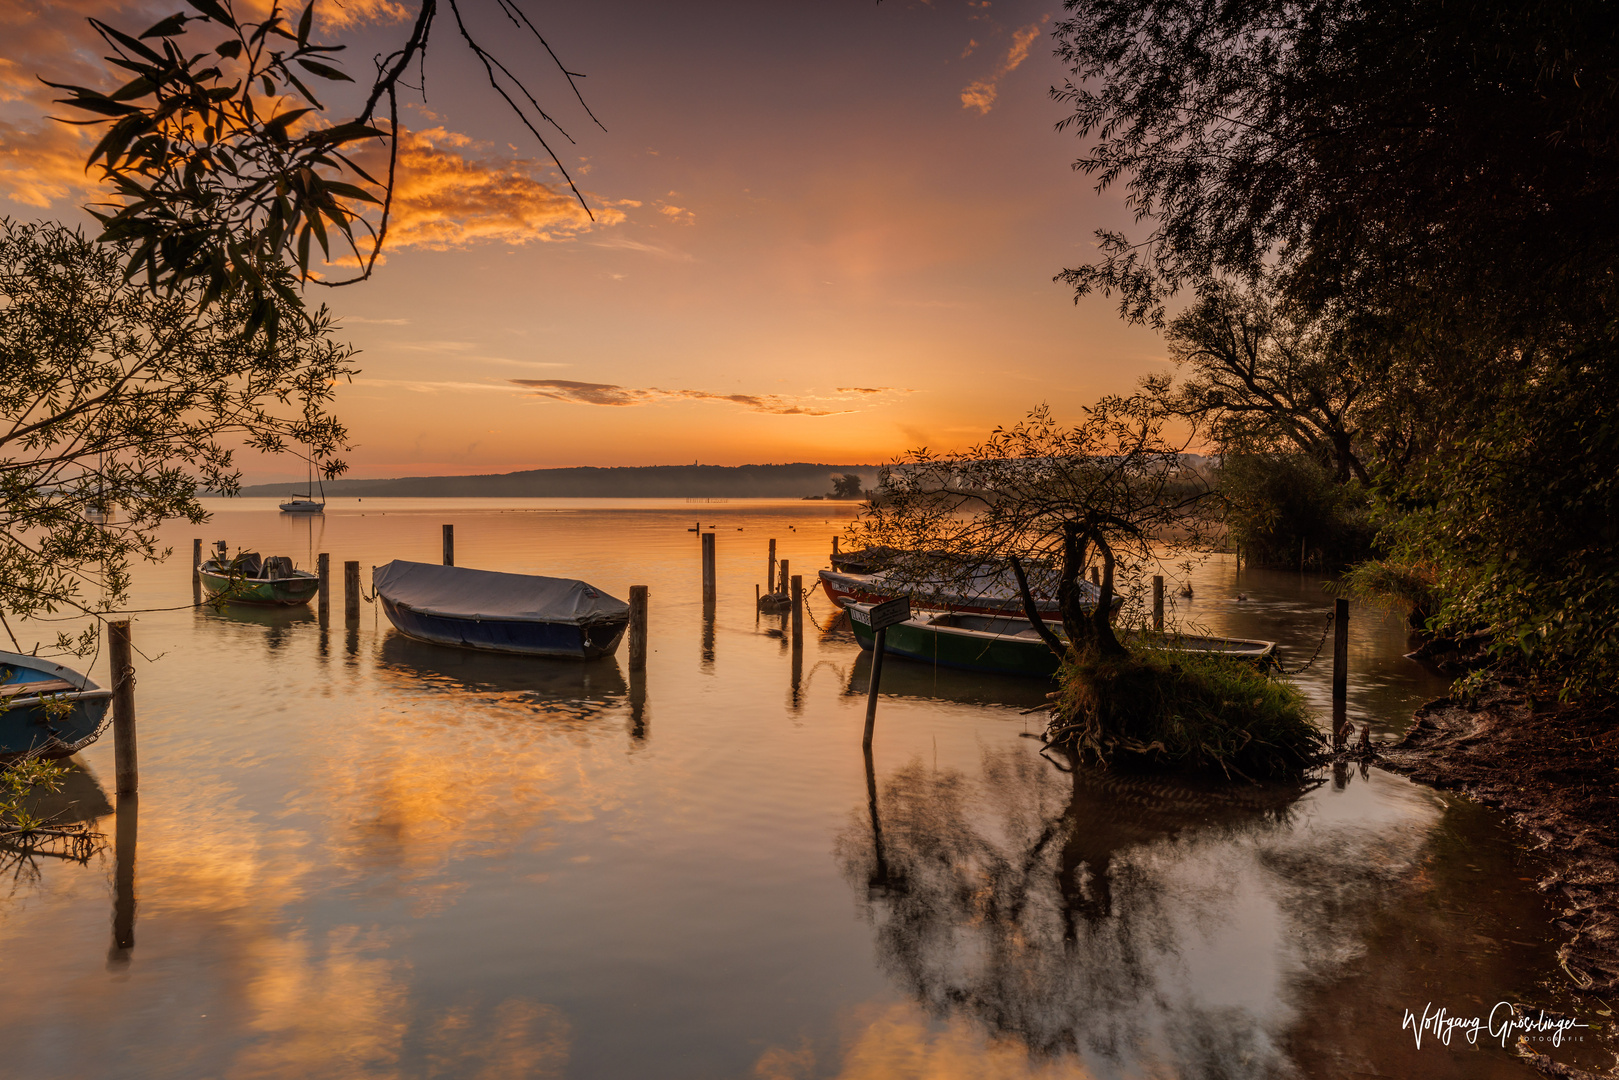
[296,0,411,29]
[960,23,1043,114]
[377,127,625,250]
[0,119,98,208]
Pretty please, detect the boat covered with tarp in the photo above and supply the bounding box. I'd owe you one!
[0,650,114,758]
[844,602,1274,679]
[373,561,631,659]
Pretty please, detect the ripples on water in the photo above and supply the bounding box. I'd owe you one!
[0,499,1601,1078]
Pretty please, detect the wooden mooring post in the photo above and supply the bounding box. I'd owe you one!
[778,558,789,596]
[442,524,454,566]
[317,553,330,620]
[701,532,717,600]
[192,538,202,572]
[862,629,887,752]
[628,585,648,671]
[767,539,776,592]
[1152,575,1164,633]
[109,620,138,796]
[1332,598,1350,706]
[791,574,804,640]
[344,560,361,623]
[859,598,912,752]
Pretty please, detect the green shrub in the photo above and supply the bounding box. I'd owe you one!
[1047,646,1325,781]
[1219,452,1376,570]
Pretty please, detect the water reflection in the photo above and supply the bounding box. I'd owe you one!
[837,746,1316,1071]
[197,601,317,653]
[0,758,110,895]
[0,503,1580,1079]
[109,793,137,964]
[375,632,627,716]
[789,629,804,713]
[701,595,717,671]
[835,743,1588,1077]
[846,650,1053,712]
[628,669,649,742]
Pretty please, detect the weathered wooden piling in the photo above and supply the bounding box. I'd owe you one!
[863,631,887,752]
[628,585,648,671]
[109,620,137,796]
[832,536,840,559]
[442,524,454,566]
[791,574,804,639]
[317,553,330,619]
[192,538,202,572]
[701,532,717,600]
[768,539,776,591]
[778,558,789,596]
[344,560,361,623]
[1153,575,1165,633]
[1332,598,1349,705]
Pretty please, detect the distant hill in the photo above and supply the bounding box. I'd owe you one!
[234,463,883,499]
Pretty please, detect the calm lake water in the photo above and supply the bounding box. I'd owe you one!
[0,499,1605,1078]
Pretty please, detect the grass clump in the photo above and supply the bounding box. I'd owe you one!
[1047,646,1325,781]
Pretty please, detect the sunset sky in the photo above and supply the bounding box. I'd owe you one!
[2,0,1171,482]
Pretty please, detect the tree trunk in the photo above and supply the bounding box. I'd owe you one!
[1084,528,1127,657]
[1010,555,1067,661]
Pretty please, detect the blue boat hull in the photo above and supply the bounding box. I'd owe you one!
[380,596,628,659]
[1,653,113,758]
[0,697,110,758]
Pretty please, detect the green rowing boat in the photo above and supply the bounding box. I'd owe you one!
[845,602,1275,679]
[199,550,319,607]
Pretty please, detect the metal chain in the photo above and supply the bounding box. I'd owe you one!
[801,594,831,632]
[1272,610,1334,675]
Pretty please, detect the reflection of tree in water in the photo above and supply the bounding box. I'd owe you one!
[835,746,1318,1077]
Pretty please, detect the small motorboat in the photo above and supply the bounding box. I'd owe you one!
[198,545,320,606]
[844,602,1275,679]
[0,651,114,759]
[373,561,630,659]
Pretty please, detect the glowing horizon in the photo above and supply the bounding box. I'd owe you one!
[1,0,1172,485]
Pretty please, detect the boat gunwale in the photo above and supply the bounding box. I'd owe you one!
[198,560,319,586]
[843,601,1276,657]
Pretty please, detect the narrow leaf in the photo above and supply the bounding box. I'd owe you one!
[295,58,351,82]
[139,14,190,39]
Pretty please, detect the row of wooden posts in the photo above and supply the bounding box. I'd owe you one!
[104,529,1352,804]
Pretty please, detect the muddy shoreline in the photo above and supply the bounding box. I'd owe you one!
[1377,685,1619,1072]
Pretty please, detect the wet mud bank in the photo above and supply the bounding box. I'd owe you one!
[1379,687,1619,1001]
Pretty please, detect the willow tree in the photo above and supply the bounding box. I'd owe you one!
[50,0,604,330]
[0,219,353,644]
[847,399,1216,660]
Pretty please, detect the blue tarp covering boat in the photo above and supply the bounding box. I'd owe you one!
[0,650,113,758]
[372,561,631,659]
